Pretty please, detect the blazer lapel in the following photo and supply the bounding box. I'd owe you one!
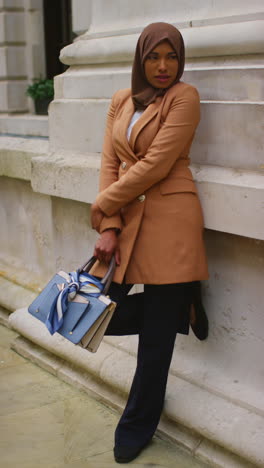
[129,97,161,150]
[117,97,138,162]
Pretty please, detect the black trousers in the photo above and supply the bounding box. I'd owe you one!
[104,281,193,447]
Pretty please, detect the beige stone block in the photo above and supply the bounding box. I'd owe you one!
[0,177,96,286]
[84,0,264,35]
[0,12,25,44]
[60,33,136,66]
[192,164,264,241]
[193,101,264,170]
[195,439,256,468]
[0,322,18,346]
[0,46,26,78]
[56,363,125,411]
[0,276,36,312]
[170,232,264,413]
[29,148,264,241]
[183,19,264,57]
[0,80,28,112]
[49,99,109,153]
[0,0,24,8]
[49,99,264,170]
[8,308,115,380]
[183,66,264,101]
[26,0,42,9]
[104,334,138,356]
[57,63,264,103]
[0,339,26,369]
[0,307,11,327]
[0,115,48,137]
[12,335,62,376]
[0,136,49,180]
[54,65,131,100]
[0,178,56,280]
[31,151,100,204]
[164,375,264,467]
[60,20,264,66]
[71,0,91,35]
[44,195,97,272]
[25,8,46,77]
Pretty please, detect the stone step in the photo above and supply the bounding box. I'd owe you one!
[49,99,264,170]
[193,100,264,169]
[0,114,49,138]
[184,67,264,101]
[0,136,49,181]
[56,64,264,101]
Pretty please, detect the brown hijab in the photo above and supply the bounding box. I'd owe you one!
[131,22,185,110]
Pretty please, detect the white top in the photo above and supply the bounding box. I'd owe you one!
[127,110,144,140]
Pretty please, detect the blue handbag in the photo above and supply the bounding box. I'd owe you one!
[28,257,116,352]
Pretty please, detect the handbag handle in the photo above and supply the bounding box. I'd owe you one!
[79,256,116,295]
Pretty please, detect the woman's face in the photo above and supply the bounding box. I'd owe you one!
[144,40,179,89]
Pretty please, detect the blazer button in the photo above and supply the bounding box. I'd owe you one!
[138,194,145,202]
[121,161,127,169]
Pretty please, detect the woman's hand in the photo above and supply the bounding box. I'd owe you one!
[93,229,121,266]
[91,202,104,232]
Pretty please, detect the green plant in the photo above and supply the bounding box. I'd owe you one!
[26,78,54,101]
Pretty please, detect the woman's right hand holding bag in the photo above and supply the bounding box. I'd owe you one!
[93,229,121,266]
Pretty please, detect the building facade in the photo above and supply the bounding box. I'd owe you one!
[1,1,264,466]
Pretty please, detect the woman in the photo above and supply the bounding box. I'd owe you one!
[91,22,209,463]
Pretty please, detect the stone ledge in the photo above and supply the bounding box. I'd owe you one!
[191,164,264,241]
[0,136,49,180]
[60,20,264,65]
[83,13,264,39]
[1,135,263,241]
[31,150,264,241]
[9,308,264,467]
[48,100,264,168]
[56,64,264,102]
[0,306,11,327]
[31,150,100,204]
[0,276,36,312]
[0,114,49,137]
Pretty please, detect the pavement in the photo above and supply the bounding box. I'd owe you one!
[0,323,210,468]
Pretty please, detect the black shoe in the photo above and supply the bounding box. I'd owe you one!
[191,282,209,341]
[114,442,149,463]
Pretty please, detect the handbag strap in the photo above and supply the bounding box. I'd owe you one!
[79,256,116,295]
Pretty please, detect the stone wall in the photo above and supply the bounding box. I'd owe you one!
[0,0,45,113]
[1,1,264,466]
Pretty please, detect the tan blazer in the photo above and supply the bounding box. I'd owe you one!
[94,82,208,284]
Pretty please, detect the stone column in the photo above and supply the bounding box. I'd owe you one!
[48,2,264,465]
